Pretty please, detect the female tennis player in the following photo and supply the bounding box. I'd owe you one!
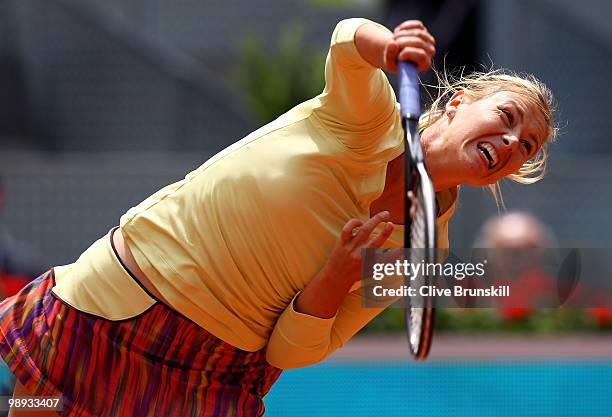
[0,18,555,417]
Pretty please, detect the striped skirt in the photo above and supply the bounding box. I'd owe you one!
[0,270,282,417]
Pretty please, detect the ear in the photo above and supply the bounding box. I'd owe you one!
[445,90,466,119]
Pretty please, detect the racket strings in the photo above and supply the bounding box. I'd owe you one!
[407,184,430,353]
[410,187,427,248]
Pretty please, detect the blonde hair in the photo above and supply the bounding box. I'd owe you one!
[418,68,557,208]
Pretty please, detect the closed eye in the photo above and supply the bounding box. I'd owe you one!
[501,109,514,126]
[521,139,533,156]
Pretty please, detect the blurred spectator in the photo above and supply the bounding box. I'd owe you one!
[477,211,556,249]
[0,175,47,300]
[475,211,557,320]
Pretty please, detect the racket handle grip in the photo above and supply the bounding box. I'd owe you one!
[398,61,421,120]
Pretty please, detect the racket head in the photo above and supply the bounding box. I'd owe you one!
[404,125,438,359]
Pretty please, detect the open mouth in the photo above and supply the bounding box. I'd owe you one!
[477,142,499,169]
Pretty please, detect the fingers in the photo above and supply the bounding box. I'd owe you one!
[367,221,394,248]
[407,191,418,220]
[392,20,436,72]
[393,28,436,47]
[393,20,426,32]
[398,47,432,72]
[384,41,400,73]
[394,36,436,58]
[352,211,390,246]
[341,218,363,243]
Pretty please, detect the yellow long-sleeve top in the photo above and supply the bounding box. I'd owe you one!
[52,18,457,370]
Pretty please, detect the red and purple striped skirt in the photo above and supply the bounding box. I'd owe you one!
[0,270,282,416]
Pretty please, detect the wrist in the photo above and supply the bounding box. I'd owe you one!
[320,262,360,290]
[355,23,394,70]
[293,265,355,318]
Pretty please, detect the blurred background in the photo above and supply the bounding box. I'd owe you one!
[0,0,611,415]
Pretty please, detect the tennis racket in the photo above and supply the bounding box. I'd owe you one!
[398,61,438,360]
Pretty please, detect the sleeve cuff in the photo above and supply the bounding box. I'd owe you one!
[274,293,336,348]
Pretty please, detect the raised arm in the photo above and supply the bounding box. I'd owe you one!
[314,19,435,150]
[265,18,437,370]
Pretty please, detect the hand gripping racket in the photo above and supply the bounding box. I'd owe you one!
[398,61,437,360]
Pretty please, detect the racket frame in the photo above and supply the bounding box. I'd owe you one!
[399,62,438,360]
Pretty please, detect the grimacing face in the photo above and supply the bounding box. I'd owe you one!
[442,90,548,187]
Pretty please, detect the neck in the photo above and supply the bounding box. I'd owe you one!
[370,154,404,224]
[371,120,462,220]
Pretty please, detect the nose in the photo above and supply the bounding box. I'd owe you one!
[502,134,519,152]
